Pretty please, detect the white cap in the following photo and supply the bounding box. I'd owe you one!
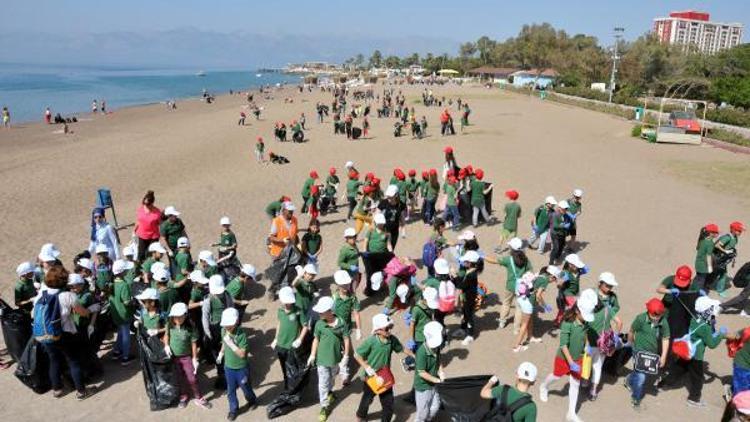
[148,243,167,254]
[169,302,188,317]
[599,272,618,287]
[67,273,85,286]
[424,321,444,348]
[344,227,357,238]
[94,244,109,255]
[385,184,399,198]
[334,270,352,285]
[208,274,225,295]
[517,362,538,382]
[38,243,61,261]
[564,253,585,269]
[577,289,598,322]
[278,286,296,304]
[77,258,93,271]
[177,237,190,248]
[371,313,393,332]
[199,250,216,266]
[434,258,450,275]
[396,284,409,303]
[457,230,475,241]
[220,216,231,226]
[312,296,334,313]
[558,200,570,209]
[695,296,721,315]
[112,259,134,275]
[371,271,384,291]
[544,196,557,205]
[122,245,135,257]
[164,206,181,216]
[16,262,35,277]
[150,261,167,275]
[508,237,523,251]
[546,265,561,278]
[190,269,208,284]
[136,288,159,301]
[423,287,439,310]
[374,213,386,226]
[345,160,354,169]
[153,268,170,283]
[573,189,584,198]
[461,250,480,264]
[283,202,296,211]
[240,264,256,278]
[303,263,318,275]
[220,308,239,327]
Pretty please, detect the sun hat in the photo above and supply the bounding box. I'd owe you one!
[334,270,352,286]
[577,289,597,322]
[150,261,167,274]
[208,274,225,295]
[599,272,618,287]
[345,160,354,169]
[177,237,190,248]
[458,230,475,241]
[164,206,181,216]
[374,213,386,226]
[396,284,409,303]
[371,313,393,333]
[220,216,231,226]
[190,269,209,284]
[434,258,450,275]
[558,200,570,209]
[303,264,318,275]
[674,265,693,288]
[564,254,585,269]
[220,308,240,327]
[278,286,296,305]
[423,287,439,310]
[136,288,159,301]
[77,258,93,271]
[546,265,561,278]
[544,196,557,205]
[695,296,721,316]
[240,264,256,278]
[344,227,357,238]
[39,243,61,261]
[16,262,34,277]
[310,170,319,178]
[122,245,135,257]
[573,189,584,198]
[94,244,109,255]
[312,296,334,313]
[152,268,170,283]
[371,271,384,291]
[198,250,216,266]
[283,202,296,212]
[67,273,85,286]
[443,146,453,153]
[517,362,538,382]
[508,237,523,251]
[461,250,480,264]
[148,243,167,254]
[385,185,399,198]
[646,298,665,315]
[424,321,444,348]
[169,302,188,317]
[112,259,134,275]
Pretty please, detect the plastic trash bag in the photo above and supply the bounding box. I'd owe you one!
[435,375,493,422]
[265,245,303,298]
[0,298,32,362]
[266,345,312,419]
[14,338,51,394]
[136,328,179,411]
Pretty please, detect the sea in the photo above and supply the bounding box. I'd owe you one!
[0,64,301,124]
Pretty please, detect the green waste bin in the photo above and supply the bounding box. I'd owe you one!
[539,91,547,100]
[634,107,644,121]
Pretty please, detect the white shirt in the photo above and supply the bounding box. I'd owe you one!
[88,222,121,260]
[33,288,79,334]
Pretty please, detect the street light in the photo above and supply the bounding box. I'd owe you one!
[608,27,625,103]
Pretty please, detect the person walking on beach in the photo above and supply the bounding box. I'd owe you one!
[218,308,258,420]
[268,202,299,260]
[499,190,521,250]
[88,207,121,261]
[694,224,719,290]
[469,169,493,227]
[134,190,162,262]
[45,107,52,124]
[626,298,670,408]
[301,171,318,214]
[487,238,533,331]
[92,100,98,114]
[101,100,106,114]
[528,196,555,255]
[712,221,744,295]
[2,106,10,128]
[413,321,445,422]
[238,111,246,126]
[254,137,265,163]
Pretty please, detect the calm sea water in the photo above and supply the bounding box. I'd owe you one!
[0,64,300,123]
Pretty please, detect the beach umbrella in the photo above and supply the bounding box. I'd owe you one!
[438,69,460,75]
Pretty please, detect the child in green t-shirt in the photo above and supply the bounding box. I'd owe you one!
[332,270,362,384]
[218,308,257,419]
[500,189,522,248]
[301,219,323,266]
[164,303,211,409]
[309,296,350,422]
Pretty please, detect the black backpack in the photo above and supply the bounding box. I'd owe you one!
[482,385,533,422]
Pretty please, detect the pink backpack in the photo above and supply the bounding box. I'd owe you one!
[438,280,457,313]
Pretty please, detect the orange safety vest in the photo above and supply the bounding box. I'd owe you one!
[269,215,298,257]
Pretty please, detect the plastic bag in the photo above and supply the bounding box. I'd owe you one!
[0,298,32,362]
[266,347,312,419]
[136,329,179,411]
[436,375,494,422]
[14,338,51,394]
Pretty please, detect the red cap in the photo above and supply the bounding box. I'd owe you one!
[421,171,429,179]
[446,169,455,178]
[646,298,665,316]
[363,185,375,194]
[349,170,359,179]
[465,165,474,174]
[372,177,381,186]
[505,190,519,200]
[329,167,336,175]
[365,172,374,181]
[397,172,406,181]
[458,168,467,179]
[705,223,719,234]
[674,265,693,288]
[257,136,263,142]
[475,169,484,180]
[408,169,416,177]
[731,221,746,232]
[444,146,453,154]
[429,168,437,176]
[447,176,457,185]
[281,195,291,202]
[310,171,319,179]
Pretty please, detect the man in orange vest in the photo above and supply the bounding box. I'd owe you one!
[268,202,299,259]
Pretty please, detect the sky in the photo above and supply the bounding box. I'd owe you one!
[1,0,748,67]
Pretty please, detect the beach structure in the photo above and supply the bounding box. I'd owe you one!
[511,69,558,88]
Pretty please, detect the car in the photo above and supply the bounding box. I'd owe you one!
[668,110,702,134]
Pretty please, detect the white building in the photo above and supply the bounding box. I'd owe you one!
[653,10,743,54]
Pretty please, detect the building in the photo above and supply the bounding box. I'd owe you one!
[467,66,519,84]
[653,10,743,54]
[510,69,558,89]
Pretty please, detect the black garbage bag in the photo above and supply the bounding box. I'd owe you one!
[136,328,180,411]
[352,127,362,139]
[266,347,312,419]
[89,302,113,352]
[264,245,303,298]
[362,251,395,293]
[734,261,750,288]
[0,298,32,362]
[436,375,493,422]
[603,342,633,377]
[14,338,51,394]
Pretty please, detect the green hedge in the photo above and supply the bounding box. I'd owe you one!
[705,108,750,128]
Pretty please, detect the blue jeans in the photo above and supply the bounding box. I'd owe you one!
[42,334,84,392]
[115,323,131,360]
[225,366,257,413]
[734,364,750,395]
[424,199,436,223]
[443,205,460,229]
[627,371,646,401]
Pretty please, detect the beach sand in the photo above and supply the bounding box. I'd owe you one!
[0,84,748,421]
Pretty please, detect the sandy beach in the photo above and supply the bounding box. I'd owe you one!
[0,83,748,422]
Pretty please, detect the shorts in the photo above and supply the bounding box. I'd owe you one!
[517,297,533,315]
[568,222,577,237]
[553,355,582,379]
[501,228,516,239]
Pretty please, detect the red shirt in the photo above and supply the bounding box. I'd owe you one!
[135,205,162,240]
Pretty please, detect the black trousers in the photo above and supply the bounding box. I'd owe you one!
[550,232,567,265]
[660,358,703,401]
[276,347,293,390]
[461,294,477,337]
[356,383,394,421]
[137,237,157,262]
[388,227,399,251]
[721,284,750,313]
[347,197,357,220]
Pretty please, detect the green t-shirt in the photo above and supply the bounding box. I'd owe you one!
[96,265,113,291]
[414,344,440,392]
[220,231,237,248]
[73,291,94,328]
[325,175,339,196]
[734,329,750,370]
[209,295,226,325]
[158,286,179,314]
[174,252,192,281]
[338,244,359,270]
[302,232,322,255]
[533,205,550,233]
[366,229,389,253]
[314,318,348,367]
[469,179,485,206]
[277,306,308,349]
[489,385,537,422]
[203,265,218,278]
[356,335,404,374]
[630,312,669,354]
[561,271,580,298]
[142,311,165,330]
[301,177,315,198]
[225,277,244,301]
[333,292,360,331]
[265,201,282,217]
[14,278,36,310]
[190,286,205,303]
[530,275,551,306]
[141,257,157,276]
[568,198,582,215]
[426,182,439,201]
[411,303,434,343]
[717,233,738,251]
[355,196,372,215]
[444,184,457,206]
[295,280,316,315]
[168,324,197,357]
[498,256,532,292]
[346,180,362,198]
[406,178,419,193]
[556,320,588,361]
[159,219,185,251]
[587,294,619,343]
[695,237,714,274]
[688,318,723,361]
[109,278,134,325]
[660,275,698,307]
[222,328,249,369]
[503,202,521,232]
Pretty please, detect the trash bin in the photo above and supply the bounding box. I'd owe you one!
[634,107,644,121]
[97,188,113,208]
[539,91,547,100]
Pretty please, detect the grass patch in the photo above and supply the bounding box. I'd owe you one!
[631,125,642,138]
[708,128,750,147]
[667,160,750,202]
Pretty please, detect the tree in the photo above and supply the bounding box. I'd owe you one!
[369,50,383,68]
[476,36,496,65]
[403,53,421,67]
[459,42,477,59]
[354,54,365,69]
[384,55,401,69]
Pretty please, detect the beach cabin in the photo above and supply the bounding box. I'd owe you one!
[511,69,558,89]
[467,67,519,84]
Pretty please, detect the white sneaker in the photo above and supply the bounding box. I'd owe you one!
[529,337,543,344]
[566,412,584,422]
[539,386,549,402]
[741,310,750,318]
[461,336,474,346]
[512,345,529,353]
[498,319,508,329]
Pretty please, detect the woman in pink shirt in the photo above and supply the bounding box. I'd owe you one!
[134,190,162,262]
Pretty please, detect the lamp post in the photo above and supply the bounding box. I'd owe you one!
[608,27,625,103]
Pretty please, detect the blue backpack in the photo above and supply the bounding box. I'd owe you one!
[32,291,62,343]
[422,241,438,274]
